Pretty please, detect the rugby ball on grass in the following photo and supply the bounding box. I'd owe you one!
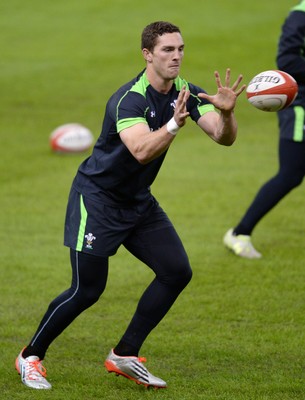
[246,70,298,112]
[50,123,94,153]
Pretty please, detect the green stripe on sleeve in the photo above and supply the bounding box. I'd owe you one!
[76,194,87,251]
[293,106,304,142]
[117,117,147,132]
[197,103,215,116]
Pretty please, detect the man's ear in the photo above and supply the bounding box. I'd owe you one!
[142,48,152,63]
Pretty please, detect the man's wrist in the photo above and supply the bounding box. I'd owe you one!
[166,117,180,136]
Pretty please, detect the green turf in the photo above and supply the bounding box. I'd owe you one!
[1,0,305,398]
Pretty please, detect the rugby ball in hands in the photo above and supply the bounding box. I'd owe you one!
[50,123,94,153]
[246,70,298,112]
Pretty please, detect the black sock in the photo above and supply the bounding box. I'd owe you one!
[113,341,139,357]
[233,224,252,236]
[22,346,45,360]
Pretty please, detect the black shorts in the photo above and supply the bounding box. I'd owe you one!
[64,188,174,257]
[278,105,305,142]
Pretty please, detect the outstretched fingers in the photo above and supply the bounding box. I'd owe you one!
[214,68,231,87]
[230,71,246,95]
[214,69,246,98]
[234,77,247,96]
[214,70,222,88]
[174,86,190,125]
[225,68,231,87]
[178,85,190,106]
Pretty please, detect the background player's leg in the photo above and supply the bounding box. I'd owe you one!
[234,138,305,236]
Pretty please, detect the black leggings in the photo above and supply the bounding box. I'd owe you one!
[26,226,192,360]
[235,138,305,235]
[27,250,108,359]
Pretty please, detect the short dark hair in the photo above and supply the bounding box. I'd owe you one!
[141,21,181,51]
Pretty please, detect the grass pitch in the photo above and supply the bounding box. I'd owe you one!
[1,0,305,399]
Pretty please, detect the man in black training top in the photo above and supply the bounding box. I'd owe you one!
[16,21,245,389]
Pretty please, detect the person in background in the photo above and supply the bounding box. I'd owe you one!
[15,21,245,390]
[223,1,305,259]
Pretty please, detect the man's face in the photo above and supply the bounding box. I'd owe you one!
[146,32,184,81]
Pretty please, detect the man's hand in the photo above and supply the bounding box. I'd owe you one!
[173,85,190,127]
[198,68,246,113]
